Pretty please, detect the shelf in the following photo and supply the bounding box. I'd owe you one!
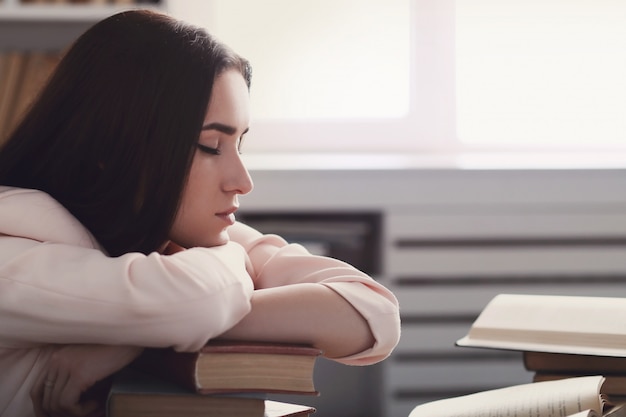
[0,3,163,22]
[0,1,165,50]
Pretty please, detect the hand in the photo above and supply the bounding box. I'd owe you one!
[30,344,143,417]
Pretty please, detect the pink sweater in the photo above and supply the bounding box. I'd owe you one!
[0,186,400,416]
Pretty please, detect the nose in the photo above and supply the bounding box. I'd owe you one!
[224,153,254,195]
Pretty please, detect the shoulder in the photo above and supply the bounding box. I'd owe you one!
[0,186,100,249]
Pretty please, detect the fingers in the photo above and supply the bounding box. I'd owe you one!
[30,367,47,417]
[31,344,134,417]
[35,370,100,417]
[41,366,59,414]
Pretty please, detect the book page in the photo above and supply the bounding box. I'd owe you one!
[567,411,598,417]
[408,376,605,417]
[456,294,626,356]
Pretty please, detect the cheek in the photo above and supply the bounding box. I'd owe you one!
[183,168,217,211]
[168,157,227,246]
[169,199,204,247]
[181,160,211,206]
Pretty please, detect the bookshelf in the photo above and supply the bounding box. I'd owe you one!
[0,0,165,48]
[0,0,166,142]
[1,1,157,21]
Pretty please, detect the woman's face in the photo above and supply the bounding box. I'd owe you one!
[169,69,254,248]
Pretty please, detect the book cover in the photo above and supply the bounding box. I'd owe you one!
[524,352,626,374]
[133,340,322,395]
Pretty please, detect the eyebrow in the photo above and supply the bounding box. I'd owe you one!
[201,122,248,136]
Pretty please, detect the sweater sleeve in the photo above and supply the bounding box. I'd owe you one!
[228,221,401,365]
[0,237,254,352]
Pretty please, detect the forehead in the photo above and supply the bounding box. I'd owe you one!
[204,69,250,130]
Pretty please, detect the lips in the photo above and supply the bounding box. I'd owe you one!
[216,207,238,225]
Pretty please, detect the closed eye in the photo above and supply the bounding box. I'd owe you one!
[197,144,220,155]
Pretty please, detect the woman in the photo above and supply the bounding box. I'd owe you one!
[0,10,400,417]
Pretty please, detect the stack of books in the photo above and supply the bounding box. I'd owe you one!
[107,340,321,417]
[409,293,626,417]
[526,353,626,399]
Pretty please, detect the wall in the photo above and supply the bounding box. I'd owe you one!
[238,160,626,417]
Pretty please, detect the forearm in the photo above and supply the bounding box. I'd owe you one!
[218,283,375,359]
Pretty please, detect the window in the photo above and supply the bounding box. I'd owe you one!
[169,0,414,153]
[209,0,410,120]
[169,0,626,155]
[457,0,626,151]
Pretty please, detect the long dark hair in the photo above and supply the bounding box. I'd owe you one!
[0,10,251,256]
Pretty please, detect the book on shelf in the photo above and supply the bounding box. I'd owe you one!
[107,368,316,417]
[0,50,61,144]
[455,293,626,357]
[408,375,626,417]
[11,51,60,127]
[132,340,322,395]
[0,51,27,142]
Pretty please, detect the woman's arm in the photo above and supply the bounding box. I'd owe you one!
[218,283,375,358]
[228,221,401,363]
[0,237,253,352]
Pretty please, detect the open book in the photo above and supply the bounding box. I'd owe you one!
[408,376,625,417]
[534,374,626,397]
[455,294,626,357]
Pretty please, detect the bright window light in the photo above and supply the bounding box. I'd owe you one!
[206,0,410,120]
[169,0,626,155]
[456,0,626,148]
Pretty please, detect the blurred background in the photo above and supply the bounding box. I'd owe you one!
[2,1,626,416]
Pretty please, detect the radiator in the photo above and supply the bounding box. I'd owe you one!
[384,207,626,417]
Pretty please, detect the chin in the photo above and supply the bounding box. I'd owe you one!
[204,233,229,248]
